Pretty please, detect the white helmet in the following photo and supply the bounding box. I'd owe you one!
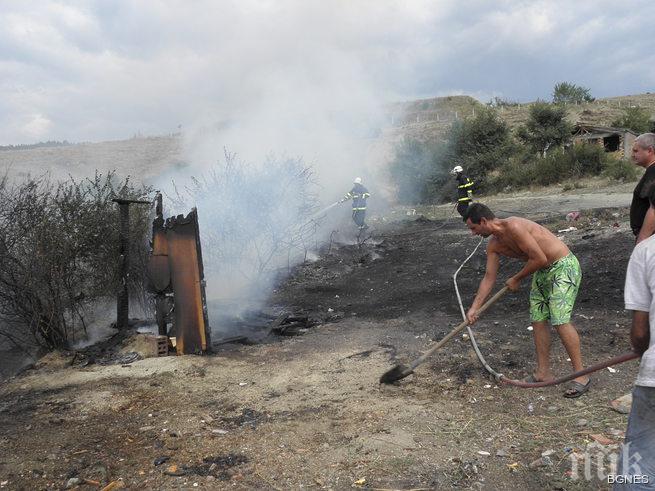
[450,165,463,175]
[354,177,362,184]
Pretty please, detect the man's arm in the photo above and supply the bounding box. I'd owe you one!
[625,239,652,355]
[466,243,500,324]
[637,207,655,244]
[631,311,650,356]
[505,222,549,289]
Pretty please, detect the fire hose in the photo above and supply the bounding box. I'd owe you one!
[453,238,639,388]
[433,203,458,230]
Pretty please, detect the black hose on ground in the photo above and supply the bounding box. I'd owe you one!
[433,203,458,230]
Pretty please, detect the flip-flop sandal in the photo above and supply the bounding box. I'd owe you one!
[563,379,591,398]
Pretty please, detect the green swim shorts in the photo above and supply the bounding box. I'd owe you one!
[529,252,582,326]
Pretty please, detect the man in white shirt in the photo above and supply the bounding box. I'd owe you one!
[615,188,655,489]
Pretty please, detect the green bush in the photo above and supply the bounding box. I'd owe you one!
[568,142,608,175]
[533,148,573,185]
[488,143,632,192]
[488,156,535,190]
[611,107,653,134]
[603,159,639,181]
[448,106,516,183]
[516,102,572,156]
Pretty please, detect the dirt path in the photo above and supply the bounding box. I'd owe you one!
[0,199,639,490]
[393,181,634,221]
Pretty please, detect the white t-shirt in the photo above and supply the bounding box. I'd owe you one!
[625,234,655,387]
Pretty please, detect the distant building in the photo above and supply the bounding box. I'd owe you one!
[572,124,638,159]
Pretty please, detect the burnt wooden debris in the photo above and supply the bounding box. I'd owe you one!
[211,310,318,347]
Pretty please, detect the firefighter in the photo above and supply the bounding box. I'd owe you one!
[451,165,474,217]
[341,177,370,229]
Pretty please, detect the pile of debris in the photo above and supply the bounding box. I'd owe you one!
[212,310,319,347]
[270,313,315,336]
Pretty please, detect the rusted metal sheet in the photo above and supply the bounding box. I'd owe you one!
[165,209,211,354]
[146,194,171,293]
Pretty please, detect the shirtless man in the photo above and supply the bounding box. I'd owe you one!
[464,203,590,398]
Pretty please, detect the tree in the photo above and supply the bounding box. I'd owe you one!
[447,106,516,180]
[612,106,653,134]
[517,102,572,156]
[552,82,594,104]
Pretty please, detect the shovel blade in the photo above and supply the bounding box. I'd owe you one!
[379,364,413,384]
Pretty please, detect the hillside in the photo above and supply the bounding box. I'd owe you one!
[0,135,184,182]
[382,95,484,142]
[1,92,654,185]
[497,92,655,128]
[386,93,655,143]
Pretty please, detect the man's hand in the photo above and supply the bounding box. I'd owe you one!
[505,276,521,292]
[466,307,479,325]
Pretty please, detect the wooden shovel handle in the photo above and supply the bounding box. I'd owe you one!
[410,286,509,370]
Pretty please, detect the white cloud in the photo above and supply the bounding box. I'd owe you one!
[0,0,653,145]
[21,113,52,139]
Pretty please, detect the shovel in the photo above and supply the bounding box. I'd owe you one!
[380,286,508,384]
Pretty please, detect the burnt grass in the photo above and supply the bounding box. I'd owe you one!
[0,206,639,490]
[275,210,631,362]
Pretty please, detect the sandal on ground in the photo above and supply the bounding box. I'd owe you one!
[563,379,591,398]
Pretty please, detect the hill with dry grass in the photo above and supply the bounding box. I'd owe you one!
[497,92,655,128]
[1,92,653,183]
[385,92,655,143]
[0,135,184,182]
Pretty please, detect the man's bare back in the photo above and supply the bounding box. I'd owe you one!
[465,212,571,308]
[488,217,569,265]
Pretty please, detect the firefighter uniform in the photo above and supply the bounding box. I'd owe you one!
[344,182,370,229]
[455,172,474,217]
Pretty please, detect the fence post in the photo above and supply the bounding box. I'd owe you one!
[113,198,151,329]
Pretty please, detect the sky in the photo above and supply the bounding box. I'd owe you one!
[1,0,654,146]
